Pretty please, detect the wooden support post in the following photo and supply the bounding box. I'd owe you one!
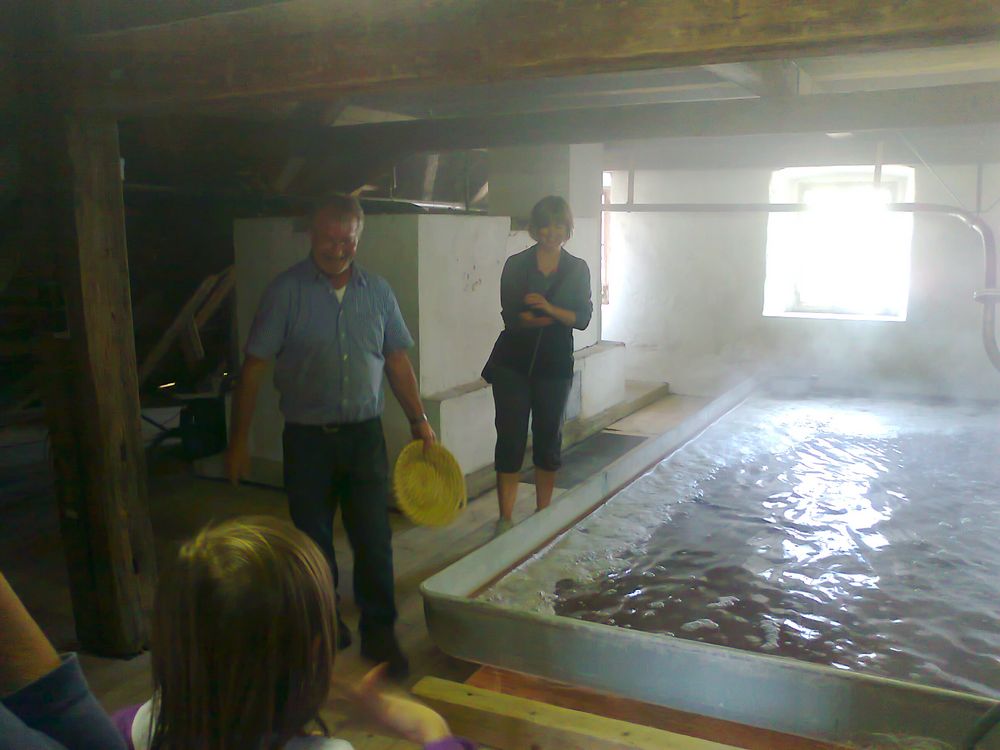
[15,1,153,655]
[36,336,105,648]
[56,114,156,655]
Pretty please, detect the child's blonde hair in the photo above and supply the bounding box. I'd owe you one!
[150,516,337,750]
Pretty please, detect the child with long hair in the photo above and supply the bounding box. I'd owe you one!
[114,516,471,750]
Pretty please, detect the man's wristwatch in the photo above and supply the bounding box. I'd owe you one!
[409,413,429,426]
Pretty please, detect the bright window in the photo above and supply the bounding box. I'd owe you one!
[763,165,916,321]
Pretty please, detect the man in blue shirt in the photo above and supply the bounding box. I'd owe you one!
[225,194,435,678]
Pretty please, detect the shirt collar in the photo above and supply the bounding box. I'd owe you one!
[529,244,568,268]
[302,256,369,287]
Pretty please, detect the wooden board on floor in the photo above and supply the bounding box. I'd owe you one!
[605,394,711,438]
[413,676,739,750]
[466,667,841,750]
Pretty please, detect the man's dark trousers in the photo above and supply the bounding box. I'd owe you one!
[282,418,396,630]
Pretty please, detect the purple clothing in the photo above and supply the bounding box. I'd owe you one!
[424,739,476,750]
[112,699,476,750]
[0,654,126,750]
[110,703,141,750]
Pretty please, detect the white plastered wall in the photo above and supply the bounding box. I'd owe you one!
[602,163,1000,399]
[232,207,622,484]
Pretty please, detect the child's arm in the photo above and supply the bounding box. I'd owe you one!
[0,572,60,697]
[0,572,127,750]
[348,665,476,749]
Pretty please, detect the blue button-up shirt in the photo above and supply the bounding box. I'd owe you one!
[245,258,414,424]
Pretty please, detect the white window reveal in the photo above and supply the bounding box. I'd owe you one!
[763,165,916,321]
[600,170,613,305]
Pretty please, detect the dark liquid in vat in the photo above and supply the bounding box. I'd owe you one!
[551,424,1000,697]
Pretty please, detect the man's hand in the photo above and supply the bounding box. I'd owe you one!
[224,440,251,486]
[411,418,437,453]
[349,664,451,744]
[524,292,553,315]
[385,350,434,452]
[226,355,269,487]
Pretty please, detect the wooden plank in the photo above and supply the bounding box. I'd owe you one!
[412,677,740,750]
[138,271,218,386]
[70,0,1000,111]
[422,154,440,202]
[62,114,156,655]
[466,667,840,750]
[192,265,235,329]
[178,316,205,369]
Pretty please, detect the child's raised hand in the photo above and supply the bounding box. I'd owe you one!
[351,663,451,745]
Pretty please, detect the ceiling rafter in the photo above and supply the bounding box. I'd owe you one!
[66,0,1000,113]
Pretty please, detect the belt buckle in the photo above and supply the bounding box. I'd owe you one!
[321,423,339,434]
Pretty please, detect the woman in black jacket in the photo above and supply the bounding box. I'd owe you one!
[483,196,593,535]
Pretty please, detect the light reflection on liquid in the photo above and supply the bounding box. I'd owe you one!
[484,397,1000,698]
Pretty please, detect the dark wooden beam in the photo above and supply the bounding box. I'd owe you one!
[117,81,1000,197]
[60,115,156,654]
[310,81,1000,162]
[71,0,1000,112]
[17,1,155,656]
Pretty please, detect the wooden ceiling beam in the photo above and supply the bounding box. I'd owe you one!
[71,0,1000,113]
[120,81,1000,195]
[305,81,1000,160]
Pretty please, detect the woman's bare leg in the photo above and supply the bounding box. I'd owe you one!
[497,471,520,521]
[534,468,557,512]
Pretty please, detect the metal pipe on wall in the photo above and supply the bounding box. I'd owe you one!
[602,200,1000,375]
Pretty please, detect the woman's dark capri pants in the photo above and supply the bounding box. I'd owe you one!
[492,365,573,473]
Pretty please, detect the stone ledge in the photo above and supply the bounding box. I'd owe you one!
[424,340,627,404]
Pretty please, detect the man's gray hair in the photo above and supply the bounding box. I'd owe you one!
[311,193,364,229]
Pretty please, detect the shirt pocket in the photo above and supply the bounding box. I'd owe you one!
[349,314,385,355]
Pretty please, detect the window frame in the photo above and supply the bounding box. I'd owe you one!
[763,165,916,322]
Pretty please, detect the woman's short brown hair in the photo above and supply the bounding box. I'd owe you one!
[528,195,574,241]
[149,516,337,750]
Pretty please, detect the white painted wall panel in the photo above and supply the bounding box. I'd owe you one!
[603,164,1000,399]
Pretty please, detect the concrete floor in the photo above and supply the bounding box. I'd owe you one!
[0,392,698,747]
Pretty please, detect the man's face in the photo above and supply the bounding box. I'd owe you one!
[311,211,361,278]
